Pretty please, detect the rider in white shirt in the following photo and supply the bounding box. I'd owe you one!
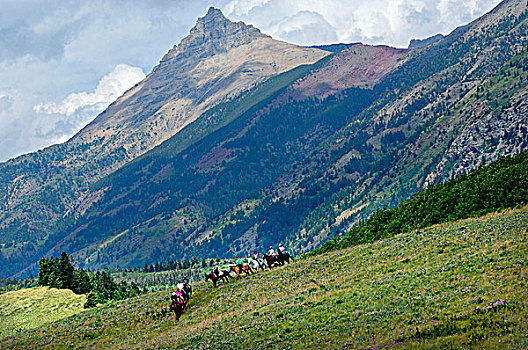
[268,246,276,257]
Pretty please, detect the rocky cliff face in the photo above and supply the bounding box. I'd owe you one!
[75,7,328,161]
[166,7,268,59]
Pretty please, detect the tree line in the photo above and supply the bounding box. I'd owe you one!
[141,256,209,273]
[37,252,146,308]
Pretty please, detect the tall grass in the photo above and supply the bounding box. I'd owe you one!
[0,287,85,338]
[2,207,527,348]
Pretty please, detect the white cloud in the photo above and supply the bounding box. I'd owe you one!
[225,0,502,47]
[34,64,145,117]
[268,11,338,45]
[0,0,218,162]
[0,0,502,162]
[0,94,14,113]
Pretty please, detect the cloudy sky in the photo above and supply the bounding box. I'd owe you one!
[0,0,501,162]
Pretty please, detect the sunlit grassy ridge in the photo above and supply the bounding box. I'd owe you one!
[0,287,86,338]
[2,208,527,349]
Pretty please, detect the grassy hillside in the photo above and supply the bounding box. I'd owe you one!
[0,287,86,338]
[2,207,527,348]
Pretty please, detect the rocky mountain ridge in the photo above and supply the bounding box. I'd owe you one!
[75,7,328,159]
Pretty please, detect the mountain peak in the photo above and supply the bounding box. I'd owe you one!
[165,7,268,60]
[202,6,225,21]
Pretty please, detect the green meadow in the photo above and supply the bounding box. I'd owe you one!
[0,287,86,338]
[1,207,527,349]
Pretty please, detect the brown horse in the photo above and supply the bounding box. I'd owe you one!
[277,250,293,264]
[205,273,220,287]
[170,297,186,320]
[263,252,293,269]
[262,253,281,269]
[205,270,232,287]
[229,264,253,278]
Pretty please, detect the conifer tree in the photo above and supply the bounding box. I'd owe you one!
[58,251,75,290]
[37,257,50,286]
[73,268,92,294]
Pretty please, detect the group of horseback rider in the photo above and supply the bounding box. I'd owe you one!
[169,277,193,320]
[206,243,293,287]
[170,244,292,319]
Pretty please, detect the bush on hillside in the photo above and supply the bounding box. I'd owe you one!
[84,291,98,308]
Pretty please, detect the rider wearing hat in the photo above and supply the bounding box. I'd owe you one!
[268,246,276,257]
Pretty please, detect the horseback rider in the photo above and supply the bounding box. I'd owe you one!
[183,276,192,299]
[213,262,220,277]
[170,290,186,320]
[236,256,243,272]
[268,246,276,257]
[253,250,259,260]
[278,243,286,256]
[170,291,184,307]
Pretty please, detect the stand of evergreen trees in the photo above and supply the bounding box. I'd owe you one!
[311,151,528,256]
[37,252,145,308]
[141,256,208,273]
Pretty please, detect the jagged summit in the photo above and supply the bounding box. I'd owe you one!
[66,6,327,172]
[165,7,268,60]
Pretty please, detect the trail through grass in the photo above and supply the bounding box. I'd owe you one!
[1,208,527,348]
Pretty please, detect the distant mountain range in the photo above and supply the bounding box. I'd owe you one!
[1,0,527,278]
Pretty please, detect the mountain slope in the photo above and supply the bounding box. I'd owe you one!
[0,8,328,278]
[39,0,528,272]
[2,0,528,278]
[2,207,527,348]
[0,287,86,338]
[38,41,413,272]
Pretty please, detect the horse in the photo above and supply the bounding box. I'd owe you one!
[248,257,266,272]
[205,273,221,287]
[229,264,253,278]
[169,295,186,321]
[219,269,233,282]
[277,250,294,265]
[205,270,232,287]
[262,253,281,269]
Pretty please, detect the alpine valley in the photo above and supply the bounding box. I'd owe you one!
[1,0,528,280]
